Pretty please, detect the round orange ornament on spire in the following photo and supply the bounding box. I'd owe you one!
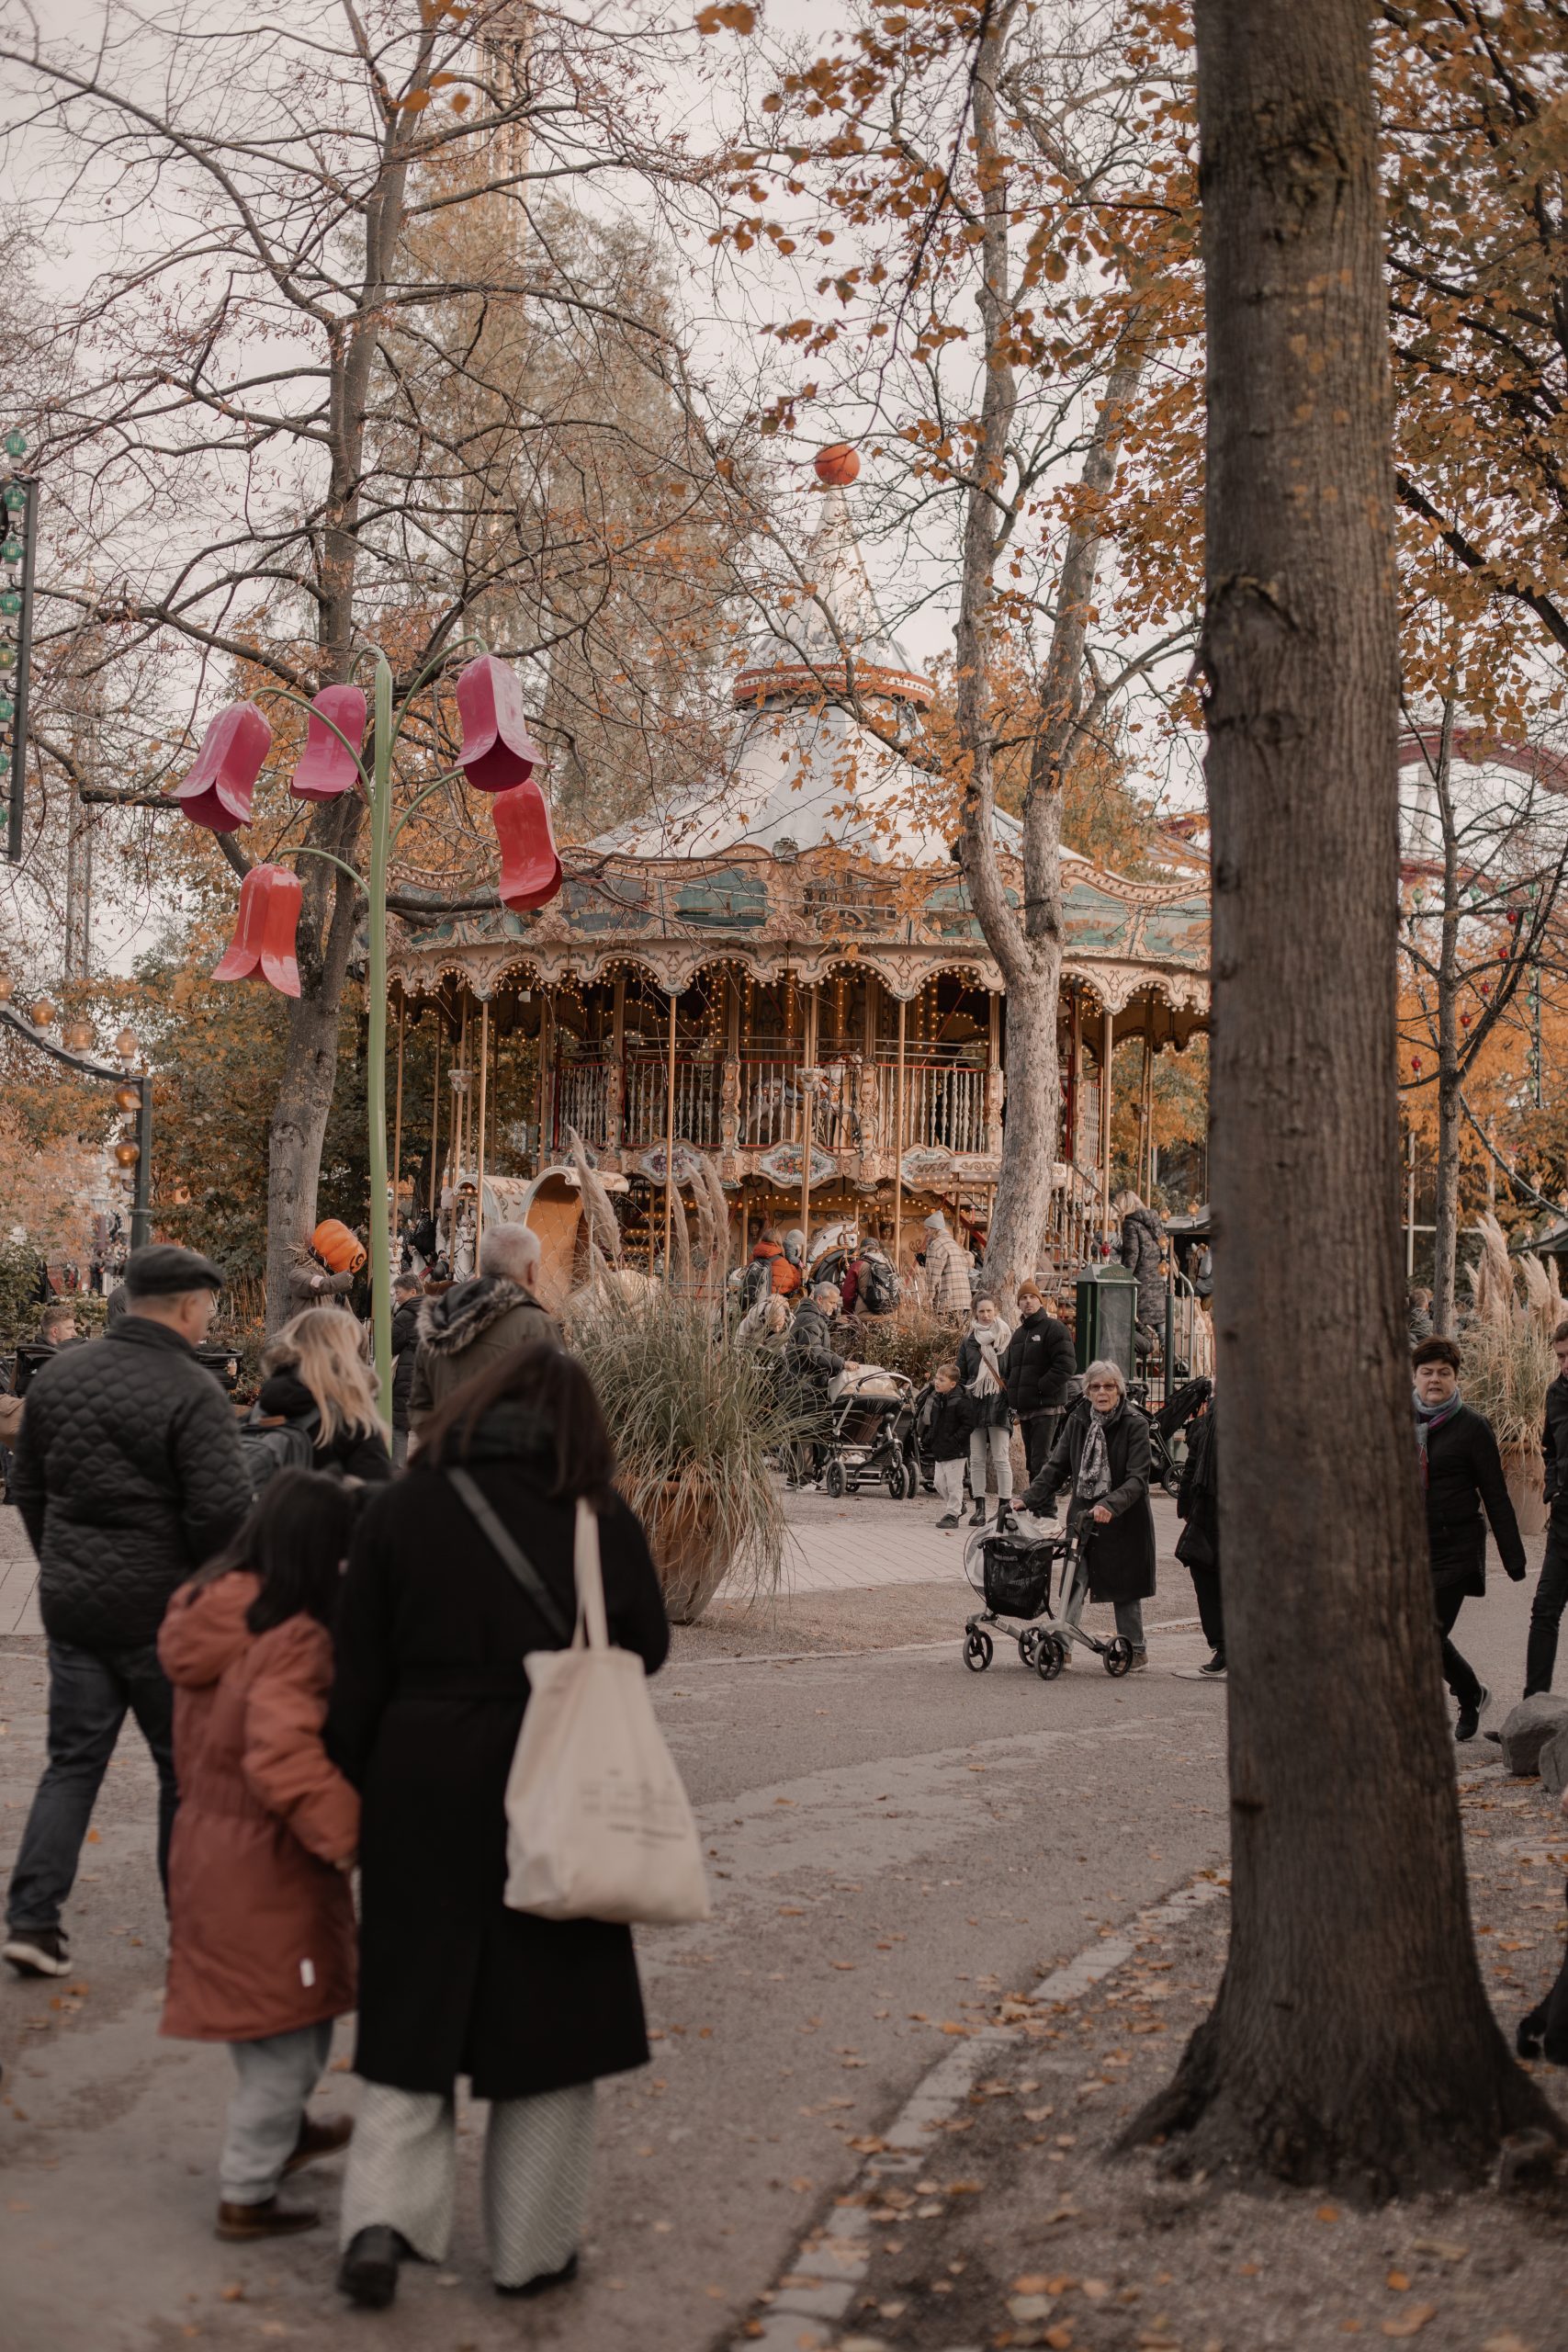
[814,443,860,487]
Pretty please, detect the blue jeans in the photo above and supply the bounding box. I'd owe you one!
[6,1640,176,1934]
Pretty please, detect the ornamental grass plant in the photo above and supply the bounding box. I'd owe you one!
[569,1286,807,1624]
[1460,1213,1561,1473]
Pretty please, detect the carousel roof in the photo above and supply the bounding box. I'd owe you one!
[589,453,1030,870]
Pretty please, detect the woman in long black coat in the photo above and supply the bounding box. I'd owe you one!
[1022,1357,1156,1667]
[327,1342,669,2308]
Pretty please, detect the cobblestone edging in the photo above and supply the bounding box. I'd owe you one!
[728,1873,1229,2352]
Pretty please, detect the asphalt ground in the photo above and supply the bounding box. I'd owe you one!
[0,1526,1545,2352]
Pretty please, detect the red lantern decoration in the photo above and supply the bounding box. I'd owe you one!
[455,655,541,794]
[815,443,860,486]
[290,684,367,801]
[174,702,272,831]
[211,862,303,996]
[492,778,562,910]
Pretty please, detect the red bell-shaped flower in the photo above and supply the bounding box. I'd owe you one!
[492,777,562,910]
[211,863,303,997]
[456,655,541,794]
[174,702,272,831]
[290,684,367,801]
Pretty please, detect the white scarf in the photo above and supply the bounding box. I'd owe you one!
[966,1319,1010,1398]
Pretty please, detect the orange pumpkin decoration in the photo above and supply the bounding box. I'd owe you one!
[814,443,860,486]
[310,1217,366,1274]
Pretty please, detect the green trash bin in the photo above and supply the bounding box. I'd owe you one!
[1075,1261,1139,1381]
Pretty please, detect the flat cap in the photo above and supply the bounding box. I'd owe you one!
[123,1242,227,1298]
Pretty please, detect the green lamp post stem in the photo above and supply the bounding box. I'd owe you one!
[365,650,395,1430]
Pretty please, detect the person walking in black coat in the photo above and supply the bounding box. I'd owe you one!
[1003,1281,1077,1481]
[327,1341,670,2309]
[388,1274,423,1469]
[784,1284,854,1486]
[1521,1317,1568,1701]
[1174,1396,1224,1679]
[1021,1359,1156,1669]
[3,1245,252,1980]
[1412,1334,1526,1741]
[1115,1191,1167,1360]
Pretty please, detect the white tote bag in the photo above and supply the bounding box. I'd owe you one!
[503,1498,710,1925]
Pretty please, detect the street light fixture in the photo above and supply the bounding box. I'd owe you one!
[29,994,54,1029]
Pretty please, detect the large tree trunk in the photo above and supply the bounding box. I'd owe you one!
[1124,0,1558,2190]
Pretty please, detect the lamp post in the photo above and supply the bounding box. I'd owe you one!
[182,641,560,1415]
[0,431,37,865]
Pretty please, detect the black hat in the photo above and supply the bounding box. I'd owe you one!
[123,1243,226,1299]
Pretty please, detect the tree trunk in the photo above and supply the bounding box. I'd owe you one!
[1124,0,1559,2191]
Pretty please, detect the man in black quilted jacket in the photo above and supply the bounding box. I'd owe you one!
[3,1244,251,1979]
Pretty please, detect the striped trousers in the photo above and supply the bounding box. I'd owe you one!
[340,2078,594,2290]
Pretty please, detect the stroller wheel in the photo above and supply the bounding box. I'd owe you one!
[825,1460,847,1499]
[1018,1627,1043,1669]
[964,1630,993,1673]
[1037,1634,1067,1681]
[886,1462,908,1500]
[1105,1636,1134,1679]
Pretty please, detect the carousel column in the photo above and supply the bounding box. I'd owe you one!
[721,969,741,1166]
[428,1019,442,1217]
[1138,1027,1155,1200]
[535,990,556,1176]
[608,972,626,1156]
[448,998,470,1265]
[391,999,405,1267]
[476,998,491,1261]
[799,981,819,1252]
[1100,1004,1115,1246]
[986,990,1004,1158]
[663,988,678,1281]
[893,992,907,1276]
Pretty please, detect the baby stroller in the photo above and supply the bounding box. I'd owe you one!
[1128,1374,1213,1496]
[961,1519,1136,1679]
[819,1365,918,1499]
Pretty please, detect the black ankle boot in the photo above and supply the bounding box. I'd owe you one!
[338,2225,412,2309]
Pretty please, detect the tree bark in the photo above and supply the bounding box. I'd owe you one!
[1123,0,1559,2191]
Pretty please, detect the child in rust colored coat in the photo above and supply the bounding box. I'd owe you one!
[159,1472,360,2244]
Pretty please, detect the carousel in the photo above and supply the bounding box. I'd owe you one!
[387,450,1210,1309]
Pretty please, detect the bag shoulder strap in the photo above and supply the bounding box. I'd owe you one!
[573,1497,611,1651]
[448,1466,572,1644]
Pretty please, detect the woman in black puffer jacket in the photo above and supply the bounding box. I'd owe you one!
[257,1309,393,1485]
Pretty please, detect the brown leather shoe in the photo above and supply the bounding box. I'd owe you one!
[216,2197,321,2241]
[282,2113,354,2175]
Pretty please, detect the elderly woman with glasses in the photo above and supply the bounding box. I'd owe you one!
[1021,1357,1156,1670]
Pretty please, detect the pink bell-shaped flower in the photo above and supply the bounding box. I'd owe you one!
[174,702,272,831]
[211,863,303,997]
[289,684,367,801]
[456,655,542,794]
[492,777,562,910]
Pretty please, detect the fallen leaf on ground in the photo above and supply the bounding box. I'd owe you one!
[1380,2307,1437,2340]
[1316,2204,1341,2222]
[1012,2275,1052,2294]
[1386,2270,1411,2291]
[1409,2238,1468,2262]
[1482,2335,1534,2351]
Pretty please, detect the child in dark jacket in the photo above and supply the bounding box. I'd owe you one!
[916,1363,975,1528]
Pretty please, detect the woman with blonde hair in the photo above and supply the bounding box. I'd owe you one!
[256,1308,393,1485]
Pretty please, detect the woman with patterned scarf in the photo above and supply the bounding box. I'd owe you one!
[1021,1358,1156,1669]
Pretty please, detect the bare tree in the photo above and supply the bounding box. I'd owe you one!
[1125,0,1559,2189]
[727,0,1194,1292]
[1399,704,1568,1330]
[1,0,729,1317]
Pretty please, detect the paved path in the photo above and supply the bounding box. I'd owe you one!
[0,1527,1546,2352]
[3,1477,1178,1626]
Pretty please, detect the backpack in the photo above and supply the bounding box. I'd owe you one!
[739,1257,772,1312]
[239,1403,321,1495]
[858,1253,900,1315]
